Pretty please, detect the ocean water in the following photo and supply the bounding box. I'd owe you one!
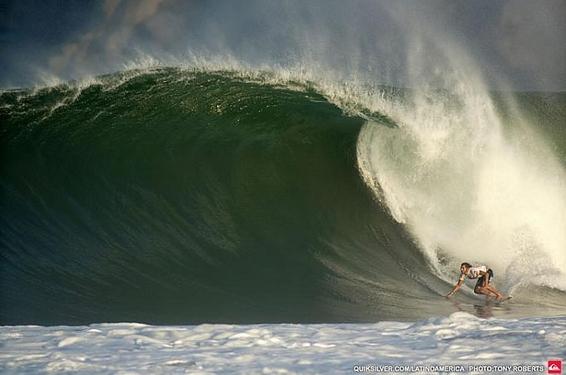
[1,312,565,374]
[1,67,565,374]
[1,68,565,326]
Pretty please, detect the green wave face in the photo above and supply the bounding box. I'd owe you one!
[0,69,427,324]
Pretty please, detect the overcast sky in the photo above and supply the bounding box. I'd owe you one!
[1,0,564,91]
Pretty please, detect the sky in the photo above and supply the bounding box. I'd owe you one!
[0,0,564,91]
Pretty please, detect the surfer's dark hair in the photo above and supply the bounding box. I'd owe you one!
[460,262,472,268]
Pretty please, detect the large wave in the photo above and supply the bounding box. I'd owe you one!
[1,68,565,325]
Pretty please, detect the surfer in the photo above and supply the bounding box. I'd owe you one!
[446,262,507,300]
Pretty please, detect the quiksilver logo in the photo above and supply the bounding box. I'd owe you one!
[548,360,562,374]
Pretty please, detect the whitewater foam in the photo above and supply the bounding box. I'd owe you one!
[1,313,564,374]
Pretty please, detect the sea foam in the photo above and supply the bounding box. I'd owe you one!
[1,312,564,374]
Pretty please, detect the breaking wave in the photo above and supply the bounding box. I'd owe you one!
[1,68,565,325]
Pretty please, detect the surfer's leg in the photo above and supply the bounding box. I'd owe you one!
[484,269,505,298]
[480,283,506,299]
[474,278,499,298]
[474,285,499,298]
[486,285,504,299]
[474,277,494,297]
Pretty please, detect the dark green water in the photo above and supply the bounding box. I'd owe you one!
[1,69,565,325]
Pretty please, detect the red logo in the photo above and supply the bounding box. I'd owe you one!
[548,360,562,374]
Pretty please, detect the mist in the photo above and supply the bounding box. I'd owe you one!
[1,0,564,91]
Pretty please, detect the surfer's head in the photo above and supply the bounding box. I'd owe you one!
[460,262,472,273]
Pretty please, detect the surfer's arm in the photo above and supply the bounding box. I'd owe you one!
[446,275,465,297]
